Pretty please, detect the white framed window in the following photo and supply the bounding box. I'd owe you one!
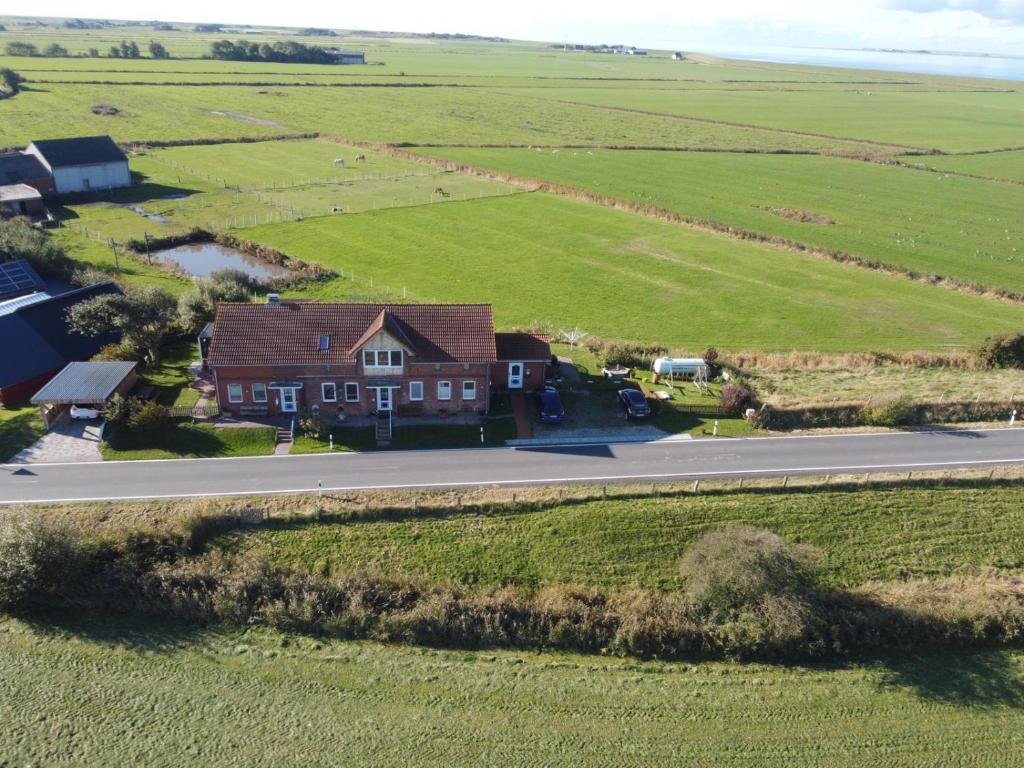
[437,381,452,401]
[462,381,477,400]
[322,382,337,403]
[227,383,243,403]
[344,383,360,402]
[251,383,267,403]
[363,349,403,368]
[409,381,424,401]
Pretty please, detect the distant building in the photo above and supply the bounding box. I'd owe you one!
[0,280,123,405]
[0,184,46,220]
[323,48,366,65]
[0,152,55,196]
[672,52,684,61]
[25,135,130,195]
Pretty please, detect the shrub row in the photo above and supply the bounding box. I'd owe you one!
[763,398,1016,430]
[3,513,1023,663]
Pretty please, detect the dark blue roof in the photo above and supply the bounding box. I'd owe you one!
[30,136,127,168]
[0,281,123,390]
[0,259,47,302]
[0,153,50,185]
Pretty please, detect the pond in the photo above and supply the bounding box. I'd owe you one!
[154,242,290,281]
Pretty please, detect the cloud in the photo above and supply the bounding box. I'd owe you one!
[885,0,1024,23]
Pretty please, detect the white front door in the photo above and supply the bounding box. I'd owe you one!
[377,387,393,412]
[508,362,524,389]
[280,388,297,413]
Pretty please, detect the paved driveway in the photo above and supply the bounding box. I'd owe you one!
[10,420,104,464]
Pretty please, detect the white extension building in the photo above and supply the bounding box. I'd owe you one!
[25,135,130,195]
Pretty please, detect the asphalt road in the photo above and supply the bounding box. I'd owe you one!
[3,428,1024,505]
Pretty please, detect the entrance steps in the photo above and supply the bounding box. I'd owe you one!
[376,415,392,446]
[274,425,293,455]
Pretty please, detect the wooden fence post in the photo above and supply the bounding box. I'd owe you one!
[692,479,700,493]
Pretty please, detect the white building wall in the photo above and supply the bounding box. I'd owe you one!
[51,162,131,194]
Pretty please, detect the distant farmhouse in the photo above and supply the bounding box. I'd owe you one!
[672,52,685,61]
[24,136,130,194]
[0,135,129,221]
[0,262,122,404]
[323,48,366,65]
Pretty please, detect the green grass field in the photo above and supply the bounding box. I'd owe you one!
[58,141,518,244]
[517,86,1024,152]
[219,484,1024,590]
[902,150,1024,184]
[243,193,1024,351]
[4,613,1023,767]
[420,148,1024,294]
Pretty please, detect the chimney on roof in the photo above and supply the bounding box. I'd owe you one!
[267,293,280,305]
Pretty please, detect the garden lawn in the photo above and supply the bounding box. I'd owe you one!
[220,484,1024,590]
[137,338,202,408]
[4,613,1024,767]
[419,148,1024,295]
[102,423,275,460]
[244,193,1024,352]
[0,401,46,462]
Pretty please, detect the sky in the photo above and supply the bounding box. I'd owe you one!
[3,0,1024,55]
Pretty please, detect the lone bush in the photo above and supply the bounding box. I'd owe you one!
[679,526,825,656]
[861,396,916,427]
[972,333,1024,369]
[128,400,170,432]
[718,383,754,416]
[0,513,80,610]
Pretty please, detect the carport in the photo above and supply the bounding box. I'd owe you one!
[30,361,138,429]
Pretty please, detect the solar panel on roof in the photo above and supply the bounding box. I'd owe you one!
[0,260,47,302]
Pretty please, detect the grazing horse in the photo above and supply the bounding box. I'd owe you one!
[354,154,367,162]
[334,158,345,167]
[434,187,450,197]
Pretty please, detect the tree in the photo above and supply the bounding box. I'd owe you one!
[67,286,177,363]
[109,45,122,58]
[176,269,254,334]
[43,43,68,57]
[4,41,37,57]
[148,41,170,59]
[120,40,141,59]
[0,67,24,95]
[559,326,588,350]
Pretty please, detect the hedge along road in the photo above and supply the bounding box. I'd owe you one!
[3,428,1024,505]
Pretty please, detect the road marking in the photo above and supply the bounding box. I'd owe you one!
[4,456,1022,505]
[3,426,1022,470]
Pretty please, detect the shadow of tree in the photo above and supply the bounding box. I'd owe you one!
[877,649,1024,708]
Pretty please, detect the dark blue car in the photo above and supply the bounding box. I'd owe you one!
[537,386,566,424]
[618,388,652,420]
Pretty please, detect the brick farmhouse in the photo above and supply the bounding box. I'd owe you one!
[207,299,551,418]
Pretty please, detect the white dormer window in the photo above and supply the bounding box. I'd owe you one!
[363,350,403,368]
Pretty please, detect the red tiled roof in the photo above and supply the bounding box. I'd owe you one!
[209,302,496,366]
[495,332,551,361]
